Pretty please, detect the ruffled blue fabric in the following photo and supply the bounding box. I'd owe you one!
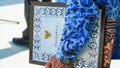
[56,0,99,60]
[56,0,120,60]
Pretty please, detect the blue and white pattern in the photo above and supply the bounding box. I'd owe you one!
[56,0,120,60]
[32,6,65,62]
[95,0,120,59]
[56,0,99,60]
[73,17,101,68]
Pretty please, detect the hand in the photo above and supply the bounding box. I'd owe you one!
[45,55,73,68]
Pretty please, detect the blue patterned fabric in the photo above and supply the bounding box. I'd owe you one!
[56,0,67,2]
[56,0,99,60]
[56,0,120,60]
[111,0,120,59]
[94,0,120,59]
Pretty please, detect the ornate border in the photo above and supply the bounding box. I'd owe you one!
[29,1,66,65]
[73,18,101,68]
[73,5,106,68]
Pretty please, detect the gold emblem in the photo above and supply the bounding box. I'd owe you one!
[44,30,51,39]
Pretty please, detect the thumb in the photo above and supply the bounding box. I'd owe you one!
[45,58,52,68]
[45,62,51,68]
[45,56,53,68]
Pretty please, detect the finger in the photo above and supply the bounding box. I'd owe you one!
[51,55,58,68]
[45,63,51,68]
[45,58,52,68]
[55,59,63,68]
[45,56,54,68]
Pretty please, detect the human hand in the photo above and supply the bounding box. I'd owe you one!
[45,55,73,68]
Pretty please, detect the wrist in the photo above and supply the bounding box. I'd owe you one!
[60,57,71,65]
[59,57,75,65]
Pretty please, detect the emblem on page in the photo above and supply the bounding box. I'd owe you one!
[44,30,51,39]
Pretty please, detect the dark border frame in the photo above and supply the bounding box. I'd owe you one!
[97,4,106,68]
[29,1,66,65]
[29,1,106,67]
